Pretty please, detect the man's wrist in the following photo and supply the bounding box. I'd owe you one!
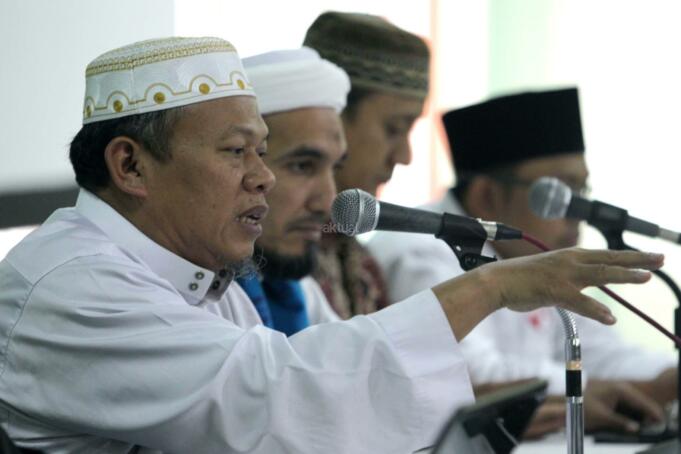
[475,264,506,312]
[433,267,502,339]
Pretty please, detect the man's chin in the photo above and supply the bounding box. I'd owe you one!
[214,257,258,281]
[366,184,380,197]
[218,247,254,267]
[349,181,378,196]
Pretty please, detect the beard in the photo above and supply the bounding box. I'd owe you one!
[219,257,259,282]
[255,242,319,280]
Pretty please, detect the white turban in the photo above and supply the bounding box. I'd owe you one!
[243,47,350,116]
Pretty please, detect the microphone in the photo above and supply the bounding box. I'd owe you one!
[529,177,681,244]
[331,188,522,240]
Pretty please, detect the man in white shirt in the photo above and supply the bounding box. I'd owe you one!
[0,39,664,453]
[236,48,346,334]
[369,88,676,437]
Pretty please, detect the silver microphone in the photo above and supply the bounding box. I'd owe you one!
[331,189,522,241]
[529,177,681,245]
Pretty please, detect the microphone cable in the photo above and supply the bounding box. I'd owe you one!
[521,232,681,348]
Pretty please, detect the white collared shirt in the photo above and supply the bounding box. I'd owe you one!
[368,192,675,395]
[0,190,473,453]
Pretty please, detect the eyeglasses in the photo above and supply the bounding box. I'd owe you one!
[492,176,592,198]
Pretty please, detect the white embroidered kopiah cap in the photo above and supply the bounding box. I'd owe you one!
[242,47,350,116]
[82,37,253,124]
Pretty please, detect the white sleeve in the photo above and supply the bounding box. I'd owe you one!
[2,256,474,454]
[300,276,341,325]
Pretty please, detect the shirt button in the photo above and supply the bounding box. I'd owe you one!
[211,281,220,290]
[195,271,205,280]
[189,282,199,291]
[218,269,227,278]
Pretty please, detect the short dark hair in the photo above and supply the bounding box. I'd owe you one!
[342,86,377,121]
[69,108,184,193]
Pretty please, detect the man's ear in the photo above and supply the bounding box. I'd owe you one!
[464,176,507,219]
[103,136,149,198]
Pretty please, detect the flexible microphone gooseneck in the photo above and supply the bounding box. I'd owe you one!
[529,178,681,454]
[524,234,681,454]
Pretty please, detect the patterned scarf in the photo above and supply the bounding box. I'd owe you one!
[313,234,390,319]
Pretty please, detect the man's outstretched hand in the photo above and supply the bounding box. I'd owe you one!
[434,248,664,339]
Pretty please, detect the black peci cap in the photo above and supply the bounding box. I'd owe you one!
[443,88,585,175]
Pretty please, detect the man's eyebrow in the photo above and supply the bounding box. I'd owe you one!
[387,114,419,123]
[219,125,268,142]
[272,146,325,162]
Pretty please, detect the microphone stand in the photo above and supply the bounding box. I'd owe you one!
[594,226,681,454]
[558,309,585,454]
[437,233,584,454]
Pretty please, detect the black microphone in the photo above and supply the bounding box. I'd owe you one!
[529,177,681,244]
[330,188,522,240]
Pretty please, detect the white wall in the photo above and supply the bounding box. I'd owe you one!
[175,0,430,58]
[0,0,174,192]
[427,0,490,199]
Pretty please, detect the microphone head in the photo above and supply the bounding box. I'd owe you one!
[528,177,572,219]
[331,189,380,236]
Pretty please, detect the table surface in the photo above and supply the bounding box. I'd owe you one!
[516,435,651,453]
[418,434,653,453]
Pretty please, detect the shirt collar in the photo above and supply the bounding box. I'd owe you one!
[75,189,221,305]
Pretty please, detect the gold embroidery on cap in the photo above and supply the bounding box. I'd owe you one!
[143,83,174,101]
[99,91,134,109]
[85,72,252,119]
[86,40,236,77]
[199,83,210,94]
[113,100,123,112]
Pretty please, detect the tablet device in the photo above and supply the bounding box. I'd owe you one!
[431,379,548,454]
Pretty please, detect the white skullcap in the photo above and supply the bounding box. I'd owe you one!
[83,37,253,124]
[242,47,350,116]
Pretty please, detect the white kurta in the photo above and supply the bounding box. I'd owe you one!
[300,276,341,325]
[368,192,675,395]
[0,190,474,454]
